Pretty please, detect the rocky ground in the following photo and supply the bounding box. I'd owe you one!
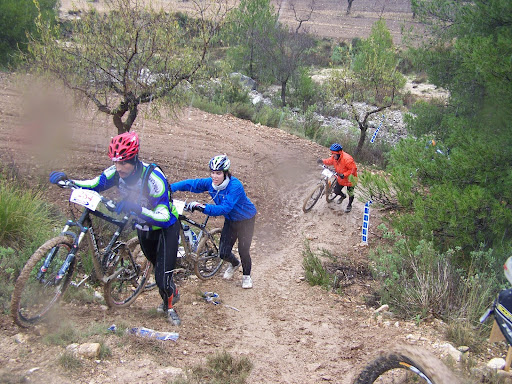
[0,1,503,383]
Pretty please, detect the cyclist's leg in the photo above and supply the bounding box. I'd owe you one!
[346,186,355,211]
[219,220,240,266]
[234,216,255,276]
[333,181,345,203]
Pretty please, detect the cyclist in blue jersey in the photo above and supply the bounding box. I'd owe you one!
[170,154,257,289]
[48,132,182,325]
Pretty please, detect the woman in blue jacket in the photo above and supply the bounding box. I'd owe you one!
[170,155,257,289]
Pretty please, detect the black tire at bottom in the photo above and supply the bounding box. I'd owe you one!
[353,344,460,384]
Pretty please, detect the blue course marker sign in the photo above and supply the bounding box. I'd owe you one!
[370,115,385,144]
[361,201,373,244]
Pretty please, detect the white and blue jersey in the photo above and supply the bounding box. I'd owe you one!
[73,162,178,230]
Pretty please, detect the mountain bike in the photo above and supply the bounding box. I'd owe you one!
[302,164,339,212]
[353,344,461,383]
[11,180,152,327]
[143,199,223,291]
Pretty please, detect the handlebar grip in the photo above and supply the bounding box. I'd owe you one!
[101,197,117,212]
[57,180,77,189]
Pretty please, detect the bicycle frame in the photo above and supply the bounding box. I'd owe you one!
[39,188,132,286]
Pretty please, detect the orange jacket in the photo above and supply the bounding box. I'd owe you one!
[322,151,358,187]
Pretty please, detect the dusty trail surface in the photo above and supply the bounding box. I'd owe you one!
[0,71,453,384]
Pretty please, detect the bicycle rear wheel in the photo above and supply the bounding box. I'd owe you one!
[125,236,157,291]
[353,344,460,384]
[11,236,75,328]
[103,241,152,308]
[195,228,223,279]
[303,183,324,212]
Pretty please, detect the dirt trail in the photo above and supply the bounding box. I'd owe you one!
[0,73,453,384]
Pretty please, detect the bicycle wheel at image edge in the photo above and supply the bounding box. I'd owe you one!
[302,183,324,212]
[353,344,461,384]
[103,241,153,308]
[11,236,75,328]
[194,228,223,279]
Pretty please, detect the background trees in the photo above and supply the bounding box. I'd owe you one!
[0,0,58,68]
[327,19,405,156]
[28,0,230,133]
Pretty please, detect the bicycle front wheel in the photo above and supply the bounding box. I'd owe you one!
[195,228,223,280]
[103,241,152,308]
[11,236,75,328]
[325,179,338,203]
[353,344,460,384]
[302,183,324,212]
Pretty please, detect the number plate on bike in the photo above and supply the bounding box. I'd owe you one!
[173,199,186,215]
[70,189,102,211]
[322,169,334,178]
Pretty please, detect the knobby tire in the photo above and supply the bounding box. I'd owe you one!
[195,228,223,279]
[11,236,75,328]
[303,183,324,212]
[103,240,152,308]
[353,344,460,384]
[325,179,338,203]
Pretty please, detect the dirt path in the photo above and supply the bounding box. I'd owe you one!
[0,73,453,383]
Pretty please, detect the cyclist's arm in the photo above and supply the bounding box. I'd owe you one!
[170,178,211,194]
[72,165,118,192]
[141,169,178,227]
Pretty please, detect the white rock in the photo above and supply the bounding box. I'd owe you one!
[487,358,506,370]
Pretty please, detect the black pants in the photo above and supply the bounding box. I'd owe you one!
[333,183,355,198]
[137,220,180,305]
[219,216,256,276]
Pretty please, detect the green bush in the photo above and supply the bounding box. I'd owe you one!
[172,350,253,384]
[0,0,59,68]
[302,241,332,290]
[0,177,60,313]
[369,227,502,323]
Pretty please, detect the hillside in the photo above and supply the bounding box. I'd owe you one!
[0,68,459,383]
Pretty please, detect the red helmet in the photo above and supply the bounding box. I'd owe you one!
[108,132,139,161]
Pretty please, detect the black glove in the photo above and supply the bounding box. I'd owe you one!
[339,174,344,179]
[317,159,324,165]
[186,201,205,212]
[49,171,67,184]
[115,200,142,216]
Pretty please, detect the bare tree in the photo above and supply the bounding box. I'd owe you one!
[28,0,231,133]
[327,20,405,156]
[257,0,315,106]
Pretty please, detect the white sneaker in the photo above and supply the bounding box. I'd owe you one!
[223,262,240,280]
[242,275,253,289]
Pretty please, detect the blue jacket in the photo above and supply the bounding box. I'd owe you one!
[170,176,257,222]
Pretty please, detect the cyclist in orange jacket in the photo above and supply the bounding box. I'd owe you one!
[317,143,358,212]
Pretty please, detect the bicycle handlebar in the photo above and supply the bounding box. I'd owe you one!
[56,179,118,213]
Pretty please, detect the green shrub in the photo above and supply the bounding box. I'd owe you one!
[302,241,332,290]
[172,350,253,384]
[0,177,60,313]
[369,227,502,324]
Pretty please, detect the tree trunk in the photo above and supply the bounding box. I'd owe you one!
[346,0,354,15]
[113,102,138,134]
[355,123,367,157]
[281,81,287,106]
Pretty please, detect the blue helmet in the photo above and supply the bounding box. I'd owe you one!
[330,143,343,152]
[209,154,231,172]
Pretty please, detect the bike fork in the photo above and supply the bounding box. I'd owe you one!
[55,231,86,283]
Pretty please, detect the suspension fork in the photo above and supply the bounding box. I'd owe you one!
[37,221,73,281]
